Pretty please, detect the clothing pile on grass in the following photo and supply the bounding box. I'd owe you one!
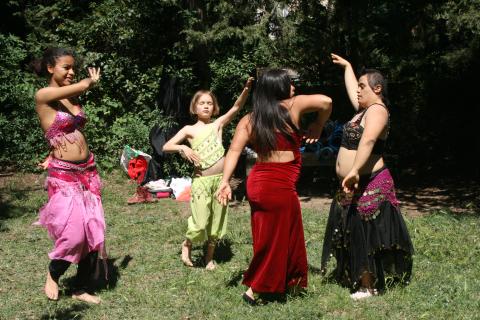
[120,145,191,204]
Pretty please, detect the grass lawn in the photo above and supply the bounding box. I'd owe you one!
[1,171,479,319]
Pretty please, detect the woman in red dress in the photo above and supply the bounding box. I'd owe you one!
[217,69,332,304]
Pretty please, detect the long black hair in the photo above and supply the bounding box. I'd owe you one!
[250,68,299,157]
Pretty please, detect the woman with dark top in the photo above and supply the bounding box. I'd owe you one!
[217,69,332,305]
[34,47,106,304]
[321,53,414,300]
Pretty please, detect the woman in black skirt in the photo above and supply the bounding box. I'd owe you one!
[321,53,414,300]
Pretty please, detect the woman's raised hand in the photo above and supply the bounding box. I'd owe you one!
[216,181,232,206]
[244,77,254,90]
[304,121,322,144]
[87,67,101,84]
[331,53,350,68]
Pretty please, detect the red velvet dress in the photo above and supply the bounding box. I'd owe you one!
[243,131,308,293]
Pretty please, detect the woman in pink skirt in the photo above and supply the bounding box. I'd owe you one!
[34,48,105,304]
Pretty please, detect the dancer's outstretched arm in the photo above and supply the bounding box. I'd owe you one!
[331,53,359,111]
[35,67,100,104]
[289,94,332,143]
[215,77,254,127]
[162,127,200,166]
[216,114,251,206]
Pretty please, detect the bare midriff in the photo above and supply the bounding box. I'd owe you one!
[51,134,90,162]
[194,157,225,177]
[257,150,295,163]
[335,147,385,179]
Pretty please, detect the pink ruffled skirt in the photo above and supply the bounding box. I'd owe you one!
[38,153,106,263]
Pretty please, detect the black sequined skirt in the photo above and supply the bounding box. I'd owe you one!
[321,190,414,291]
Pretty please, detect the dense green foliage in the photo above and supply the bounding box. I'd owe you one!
[1,1,479,176]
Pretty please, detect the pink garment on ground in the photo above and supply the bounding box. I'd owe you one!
[38,153,106,263]
[156,191,171,198]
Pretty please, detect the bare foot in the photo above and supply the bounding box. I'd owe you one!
[72,291,101,304]
[44,272,59,301]
[205,240,216,270]
[181,240,193,267]
[205,260,216,270]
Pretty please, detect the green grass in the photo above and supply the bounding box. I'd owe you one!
[1,172,479,319]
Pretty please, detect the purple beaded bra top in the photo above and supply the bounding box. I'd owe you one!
[44,106,86,149]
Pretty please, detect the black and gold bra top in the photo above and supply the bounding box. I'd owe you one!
[340,104,389,155]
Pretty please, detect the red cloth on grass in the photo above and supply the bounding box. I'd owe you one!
[127,156,148,184]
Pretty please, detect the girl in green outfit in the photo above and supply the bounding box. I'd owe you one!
[163,77,253,270]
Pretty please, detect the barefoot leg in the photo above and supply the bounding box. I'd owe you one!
[181,239,193,267]
[44,272,59,301]
[205,240,216,270]
[45,259,70,301]
[72,291,101,304]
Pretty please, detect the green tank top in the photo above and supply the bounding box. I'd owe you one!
[190,124,225,170]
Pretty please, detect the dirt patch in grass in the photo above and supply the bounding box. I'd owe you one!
[395,182,479,217]
[229,168,480,217]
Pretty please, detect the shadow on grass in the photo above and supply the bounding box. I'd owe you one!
[390,171,480,216]
[212,239,234,263]
[189,239,235,268]
[0,184,44,230]
[63,255,133,293]
[0,220,8,232]
[40,303,89,320]
[226,269,245,287]
[119,254,133,269]
[307,264,323,275]
[0,200,22,233]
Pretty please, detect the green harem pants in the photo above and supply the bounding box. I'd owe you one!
[186,174,228,243]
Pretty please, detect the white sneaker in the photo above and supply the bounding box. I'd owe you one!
[350,289,375,301]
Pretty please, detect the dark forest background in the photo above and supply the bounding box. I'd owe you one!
[1,0,479,179]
